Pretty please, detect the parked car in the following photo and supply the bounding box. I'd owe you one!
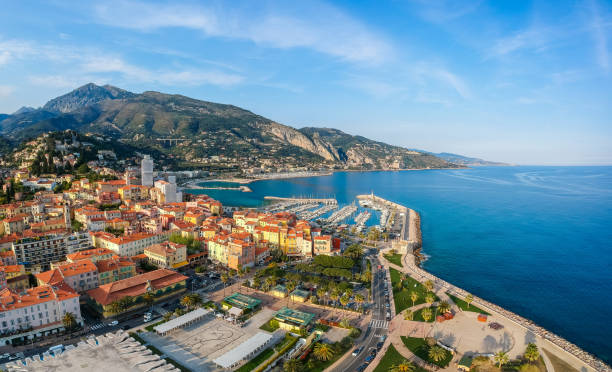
[376,341,384,350]
[356,364,368,372]
[352,346,364,356]
[364,355,375,364]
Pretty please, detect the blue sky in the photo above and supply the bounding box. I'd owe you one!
[0,0,611,165]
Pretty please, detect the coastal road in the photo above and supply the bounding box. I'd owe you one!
[331,254,388,372]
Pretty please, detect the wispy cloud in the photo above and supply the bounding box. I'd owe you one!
[412,64,472,99]
[587,0,610,74]
[92,0,393,64]
[0,85,13,97]
[409,0,482,23]
[487,27,556,58]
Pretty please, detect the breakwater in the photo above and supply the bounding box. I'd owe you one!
[376,194,611,372]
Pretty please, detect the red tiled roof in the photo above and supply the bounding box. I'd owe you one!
[86,269,188,306]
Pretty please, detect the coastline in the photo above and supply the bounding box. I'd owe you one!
[380,194,610,372]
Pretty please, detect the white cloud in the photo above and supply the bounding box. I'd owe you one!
[93,0,393,64]
[487,27,555,58]
[0,85,13,97]
[410,0,482,23]
[587,0,610,73]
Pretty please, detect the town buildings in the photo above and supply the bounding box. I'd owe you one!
[144,242,188,269]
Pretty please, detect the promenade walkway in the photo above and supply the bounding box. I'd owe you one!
[378,207,609,372]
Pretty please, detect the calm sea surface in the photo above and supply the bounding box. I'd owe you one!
[187,166,612,362]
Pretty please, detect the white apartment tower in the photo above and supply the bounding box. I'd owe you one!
[141,155,154,187]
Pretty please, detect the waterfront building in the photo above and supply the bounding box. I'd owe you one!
[0,283,81,335]
[95,257,137,285]
[90,231,169,256]
[313,235,333,255]
[36,260,99,293]
[273,307,315,331]
[144,241,188,269]
[86,269,188,317]
[141,155,154,187]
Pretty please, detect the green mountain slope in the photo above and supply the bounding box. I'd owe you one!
[0,83,462,170]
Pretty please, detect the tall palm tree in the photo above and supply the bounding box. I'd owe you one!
[340,294,350,312]
[355,294,364,312]
[421,308,433,322]
[283,358,303,372]
[424,280,434,293]
[389,361,416,372]
[313,343,335,361]
[142,293,154,310]
[425,293,435,306]
[438,301,451,314]
[524,343,540,363]
[494,351,509,368]
[221,273,229,296]
[108,301,122,315]
[410,291,419,307]
[465,294,474,309]
[403,310,414,321]
[428,345,447,363]
[62,312,76,330]
[119,296,133,311]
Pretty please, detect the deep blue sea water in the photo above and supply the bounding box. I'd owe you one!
[187,166,612,363]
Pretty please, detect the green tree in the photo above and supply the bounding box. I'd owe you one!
[524,343,540,363]
[62,312,77,330]
[465,294,474,309]
[283,358,303,372]
[403,309,414,321]
[410,291,419,307]
[494,351,509,368]
[108,301,122,315]
[355,294,364,311]
[428,345,447,363]
[424,280,434,292]
[421,308,433,322]
[340,294,350,311]
[221,273,229,296]
[438,300,451,314]
[313,342,335,361]
[142,293,155,309]
[389,361,416,372]
[425,293,435,306]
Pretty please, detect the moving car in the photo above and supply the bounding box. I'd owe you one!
[109,320,119,326]
[352,346,364,356]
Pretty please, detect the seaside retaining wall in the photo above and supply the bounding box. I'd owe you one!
[383,194,610,372]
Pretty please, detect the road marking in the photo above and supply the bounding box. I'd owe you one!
[370,319,388,329]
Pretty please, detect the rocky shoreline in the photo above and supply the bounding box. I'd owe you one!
[404,206,611,372]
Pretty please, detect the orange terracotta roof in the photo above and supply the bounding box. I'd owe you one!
[96,257,135,273]
[87,269,188,306]
[0,283,78,311]
[66,247,115,262]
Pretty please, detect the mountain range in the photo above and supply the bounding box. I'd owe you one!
[0,83,503,170]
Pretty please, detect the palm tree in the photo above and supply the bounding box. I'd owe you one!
[425,293,435,306]
[221,273,229,296]
[403,309,414,321]
[142,293,154,310]
[494,351,509,368]
[108,301,122,315]
[465,294,474,309]
[119,296,133,311]
[524,343,540,363]
[283,358,302,372]
[355,294,365,312]
[421,308,433,322]
[340,294,350,312]
[389,361,416,372]
[313,342,335,361]
[438,301,451,314]
[410,291,419,307]
[428,345,447,363]
[62,312,76,330]
[424,280,434,292]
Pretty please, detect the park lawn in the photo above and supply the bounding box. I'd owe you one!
[401,336,453,368]
[236,348,274,372]
[259,318,279,332]
[383,253,403,267]
[447,293,490,315]
[303,342,353,372]
[373,344,429,372]
[390,268,439,313]
[542,349,579,372]
[412,306,437,322]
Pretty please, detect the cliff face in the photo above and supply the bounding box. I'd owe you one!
[0,83,460,170]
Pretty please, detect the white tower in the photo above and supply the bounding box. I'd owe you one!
[141,155,154,187]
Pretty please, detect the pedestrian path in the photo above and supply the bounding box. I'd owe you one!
[370,319,388,329]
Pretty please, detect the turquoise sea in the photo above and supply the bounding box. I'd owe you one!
[187,166,612,363]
